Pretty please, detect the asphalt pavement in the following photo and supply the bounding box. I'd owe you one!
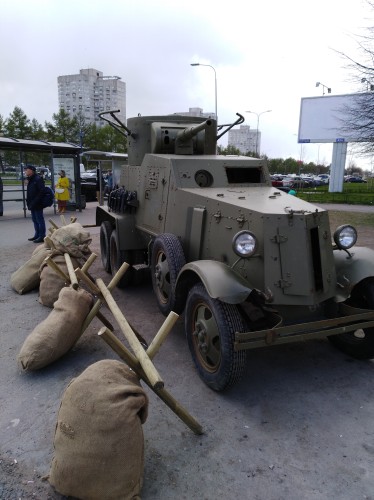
[1,199,374,499]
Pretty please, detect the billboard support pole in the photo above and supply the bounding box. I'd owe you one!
[329,142,347,193]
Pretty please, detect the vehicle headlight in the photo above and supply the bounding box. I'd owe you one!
[333,225,357,250]
[232,231,258,257]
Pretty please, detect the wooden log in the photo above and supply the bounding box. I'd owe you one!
[64,253,79,290]
[48,219,59,229]
[96,278,164,390]
[81,253,97,273]
[60,214,67,225]
[80,262,130,333]
[98,327,203,435]
[107,261,130,290]
[44,256,69,282]
[96,310,114,331]
[75,268,100,294]
[70,216,77,223]
[147,311,179,360]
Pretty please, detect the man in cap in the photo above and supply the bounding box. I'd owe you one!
[24,165,46,243]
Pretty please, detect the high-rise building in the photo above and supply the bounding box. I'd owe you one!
[228,125,258,154]
[175,107,215,119]
[57,68,126,127]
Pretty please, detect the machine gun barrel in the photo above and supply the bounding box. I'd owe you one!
[176,119,213,143]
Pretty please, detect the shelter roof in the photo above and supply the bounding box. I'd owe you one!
[0,137,81,154]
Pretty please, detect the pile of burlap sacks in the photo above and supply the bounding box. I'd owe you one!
[11,222,94,370]
[10,221,149,499]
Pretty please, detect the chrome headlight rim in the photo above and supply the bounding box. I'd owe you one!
[232,230,258,258]
[333,224,357,250]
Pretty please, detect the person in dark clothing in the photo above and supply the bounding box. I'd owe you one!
[0,175,3,216]
[25,165,46,243]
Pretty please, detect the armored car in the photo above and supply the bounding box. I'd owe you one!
[96,111,374,391]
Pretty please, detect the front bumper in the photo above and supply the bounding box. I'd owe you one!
[234,303,374,351]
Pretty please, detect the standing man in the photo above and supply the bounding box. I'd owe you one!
[0,174,3,216]
[25,165,46,243]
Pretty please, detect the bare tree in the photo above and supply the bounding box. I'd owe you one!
[335,2,374,156]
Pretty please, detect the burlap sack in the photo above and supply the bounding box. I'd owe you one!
[10,247,52,294]
[39,254,80,308]
[50,222,92,259]
[31,242,48,255]
[18,286,93,370]
[49,360,148,500]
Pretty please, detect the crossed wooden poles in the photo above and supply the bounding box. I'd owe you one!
[44,216,203,435]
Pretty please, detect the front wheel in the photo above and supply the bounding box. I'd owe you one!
[329,278,374,359]
[151,233,186,316]
[185,282,247,391]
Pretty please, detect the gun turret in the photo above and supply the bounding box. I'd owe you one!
[176,119,213,143]
[126,115,217,164]
[174,119,213,154]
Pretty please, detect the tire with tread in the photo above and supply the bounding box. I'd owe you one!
[109,230,133,288]
[100,221,113,273]
[185,282,247,391]
[329,278,374,359]
[151,233,186,315]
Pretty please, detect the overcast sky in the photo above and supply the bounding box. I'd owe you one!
[1,0,373,170]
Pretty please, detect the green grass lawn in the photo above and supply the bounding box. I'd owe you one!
[297,178,374,205]
[327,210,374,227]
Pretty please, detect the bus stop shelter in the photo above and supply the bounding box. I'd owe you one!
[0,137,83,216]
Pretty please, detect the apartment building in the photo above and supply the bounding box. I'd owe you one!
[175,107,215,119]
[57,68,126,127]
[228,125,258,154]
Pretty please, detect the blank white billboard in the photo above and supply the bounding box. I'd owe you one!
[298,93,368,143]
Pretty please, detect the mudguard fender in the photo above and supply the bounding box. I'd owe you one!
[176,260,253,305]
[334,246,374,300]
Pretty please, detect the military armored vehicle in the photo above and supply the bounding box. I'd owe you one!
[96,110,374,391]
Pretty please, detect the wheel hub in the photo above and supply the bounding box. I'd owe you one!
[154,263,163,287]
[193,322,208,353]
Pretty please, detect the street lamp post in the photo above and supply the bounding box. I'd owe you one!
[245,110,272,157]
[315,82,331,95]
[190,63,217,121]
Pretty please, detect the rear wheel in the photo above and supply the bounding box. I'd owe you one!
[100,221,112,273]
[109,231,133,288]
[329,278,374,359]
[151,233,186,315]
[185,282,247,391]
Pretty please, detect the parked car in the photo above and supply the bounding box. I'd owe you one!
[270,175,283,187]
[37,167,51,180]
[81,169,97,180]
[316,174,330,184]
[282,176,311,188]
[18,166,51,180]
[312,176,325,186]
[345,175,367,183]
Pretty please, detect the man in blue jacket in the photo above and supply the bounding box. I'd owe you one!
[25,165,46,243]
